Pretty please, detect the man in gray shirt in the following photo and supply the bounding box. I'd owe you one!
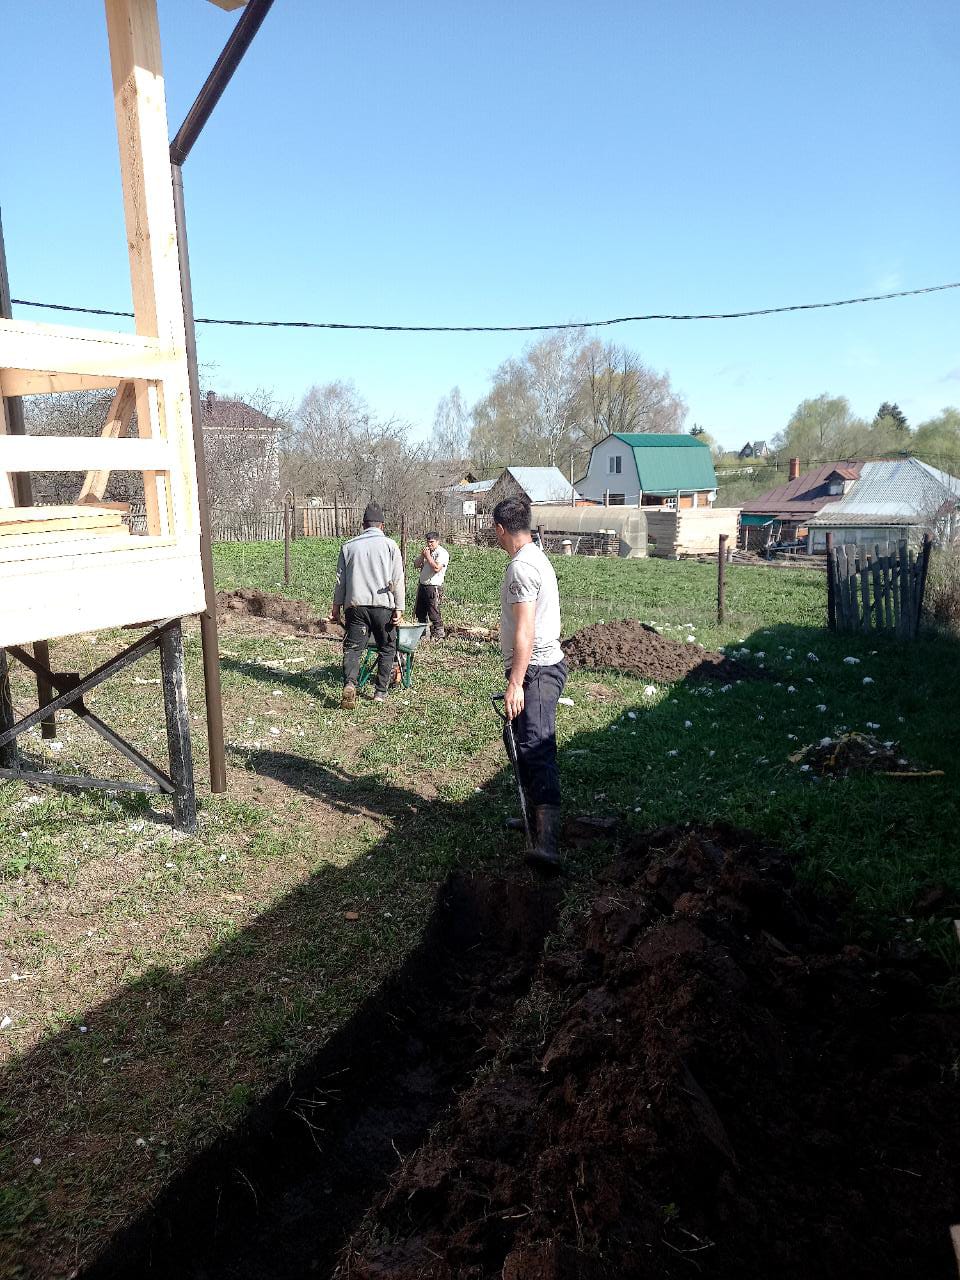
[330,503,405,708]
[494,495,567,873]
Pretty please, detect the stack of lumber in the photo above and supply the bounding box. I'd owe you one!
[647,507,740,559]
[0,504,131,555]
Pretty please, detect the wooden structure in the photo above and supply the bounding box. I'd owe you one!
[827,536,933,637]
[0,0,248,828]
[645,507,740,559]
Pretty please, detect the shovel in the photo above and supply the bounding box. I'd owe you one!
[491,692,533,852]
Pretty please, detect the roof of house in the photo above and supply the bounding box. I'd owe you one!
[610,433,717,494]
[449,478,496,494]
[424,462,478,490]
[808,459,960,527]
[202,394,281,435]
[741,461,866,520]
[503,467,580,503]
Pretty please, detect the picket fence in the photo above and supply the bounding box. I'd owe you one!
[827,535,932,638]
[206,505,490,544]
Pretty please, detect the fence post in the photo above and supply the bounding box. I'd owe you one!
[918,531,933,629]
[334,492,340,539]
[717,533,727,624]
[825,532,835,630]
[400,515,407,565]
[537,522,545,550]
[283,495,292,587]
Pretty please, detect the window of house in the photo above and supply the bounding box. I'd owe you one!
[608,455,622,474]
[607,493,625,506]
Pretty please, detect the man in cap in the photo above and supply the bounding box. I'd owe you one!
[330,503,406,708]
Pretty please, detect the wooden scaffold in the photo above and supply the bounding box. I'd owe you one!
[0,0,259,831]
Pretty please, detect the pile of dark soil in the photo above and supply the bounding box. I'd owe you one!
[790,732,942,779]
[562,619,751,682]
[217,588,341,636]
[341,824,960,1279]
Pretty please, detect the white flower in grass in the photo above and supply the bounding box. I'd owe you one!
[843,656,860,665]
[686,635,696,643]
[866,722,880,730]
[816,704,827,712]
[666,749,678,757]
[720,684,732,693]
[787,686,797,694]
[756,651,766,659]
[799,764,811,772]
[806,653,819,662]
[863,676,874,685]
[787,734,798,741]
[684,720,693,729]
[819,737,833,747]
[627,711,637,720]
[643,685,657,697]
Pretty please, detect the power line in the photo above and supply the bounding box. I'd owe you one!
[9,279,960,334]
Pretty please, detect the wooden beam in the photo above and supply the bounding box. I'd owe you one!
[0,318,170,380]
[0,370,122,397]
[0,435,173,471]
[77,379,137,502]
[104,0,200,539]
[0,398,15,507]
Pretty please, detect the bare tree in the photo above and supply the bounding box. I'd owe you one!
[432,386,471,460]
[201,388,289,514]
[578,340,688,444]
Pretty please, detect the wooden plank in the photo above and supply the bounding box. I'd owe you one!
[0,318,170,379]
[0,528,131,554]
[0,536,204,646]
[860,557,871,632]
[0,397,15,508]
[897,541,909,637]
[0,436,173,472]
[870,556,883,631]
[0,505,123,535]
[906,547,917,637]
[0,370,122,396]
[833,547,846,629]
[77,380,137,502]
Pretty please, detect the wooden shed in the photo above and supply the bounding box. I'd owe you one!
[0,0,248,827]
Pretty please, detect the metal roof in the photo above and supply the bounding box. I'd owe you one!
[611,433,717,494]
[741,461,865,519]
[808,459,960,526]
[505,467,580,503]
[449,479,496,494]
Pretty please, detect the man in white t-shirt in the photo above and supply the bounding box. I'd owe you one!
[493,496,567,873]
[413,531,449,639]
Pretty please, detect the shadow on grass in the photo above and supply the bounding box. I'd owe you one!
[3,619,960,1278]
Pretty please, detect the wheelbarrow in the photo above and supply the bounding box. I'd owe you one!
[357,622,427,691]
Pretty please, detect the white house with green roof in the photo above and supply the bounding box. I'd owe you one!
[576,433,718,507]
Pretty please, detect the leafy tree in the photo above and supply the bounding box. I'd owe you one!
[913,408,960,472]
[771,394,868,462]
[432,386,470,460]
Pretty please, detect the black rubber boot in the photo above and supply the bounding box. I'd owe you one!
[525,805,563,875]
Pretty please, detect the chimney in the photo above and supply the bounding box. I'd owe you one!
[206,390,216,413]
[789,457,800,481]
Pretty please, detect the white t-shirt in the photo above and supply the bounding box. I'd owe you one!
[419,545,449,586]
[500,541,564,669]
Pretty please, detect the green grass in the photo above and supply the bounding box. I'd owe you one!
[1,538,958,1277]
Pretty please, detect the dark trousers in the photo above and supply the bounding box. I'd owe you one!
[343,606,397,695]
[505,660,568,808]
[414,583,444,635]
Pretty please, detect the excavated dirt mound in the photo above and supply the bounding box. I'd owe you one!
[341,825,960,1280]
[790,732,942,779]
[562,619,752,682]
[217,588,342,636]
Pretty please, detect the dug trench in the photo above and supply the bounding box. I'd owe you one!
[82,828,960,1280]
[81,874,560,1280]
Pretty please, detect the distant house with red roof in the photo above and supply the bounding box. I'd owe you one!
[739,459,864,550]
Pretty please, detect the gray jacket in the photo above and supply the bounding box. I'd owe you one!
[332,527,406,612]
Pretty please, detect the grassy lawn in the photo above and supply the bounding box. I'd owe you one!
[1,539,958,1277]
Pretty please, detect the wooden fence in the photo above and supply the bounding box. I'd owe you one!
[827,535,932,637]
[207,506,490,544]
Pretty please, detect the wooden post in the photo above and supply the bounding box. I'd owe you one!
[283,496,291,586]
[159,621,197,834]
[400,515,407,565]
[0,650,18,771]
[717,534,727,624]
[918,531,933,627]
[537,522,545,550]
[825,532,836,630]
[333,491,340,538]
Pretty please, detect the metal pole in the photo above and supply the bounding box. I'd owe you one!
[717,534,728,624]
[169,0,277,168]
[171,165,227,794]
[0,208,56,738]
[159,621,198,834]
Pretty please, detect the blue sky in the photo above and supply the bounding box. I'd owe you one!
[2,0,958,449]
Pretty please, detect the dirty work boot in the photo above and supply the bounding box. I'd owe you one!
[504,816,526,832]
[525,805,563,875]
[341,684,357,710]
[432,627,446,640]
[373,691,386,703]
